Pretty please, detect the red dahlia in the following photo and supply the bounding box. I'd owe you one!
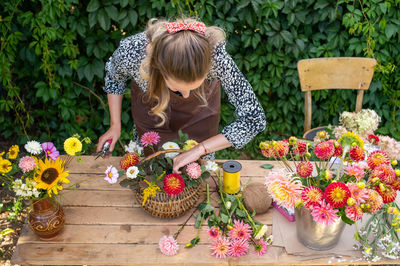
[301,186,323,208]
[349,146,365,162]
[370,164,396,184]
[163,173,185,196]
[367,151,390,170]
[293,141,307,156]
[324,182,351,208]
[391,179,400,191]
[120,152,139,170]
[296,161,313,178]
[333,141,343,157]
[375,185,397,204]
[314,141,335,160]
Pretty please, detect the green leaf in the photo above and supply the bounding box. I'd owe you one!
[105,5,118,21]
[87,0,100,12]
[97,9,110,31]
[128,10,138,26]
[341,212,355,225]
[385,24,398,39]
[220,213,229,223]
[120,0,129,8]
[261,164,274,169]
[379,3,387,14]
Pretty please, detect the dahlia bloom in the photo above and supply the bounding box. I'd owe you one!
[228,238,249,257]
[140,131,160,147]
[376,185,397,204]
[186,162,202,179]
[301,186,323,208]
[296,161,313,178]
[18,156,37,173]
[265,170,302,209]
[345,205,363,221]
[370,164,396,184]
[228,220,252,241]
[367,150,390,169]
[347,183,369,205]
[207,226,220,239]
[293,141,307,156]
[344,164,365,181]
[366,189,383,214]
[210,237,230,258]
[159,235,179,256]
[163,173,185,196]
[314,141,335,160]
[311,201,339,226]
[253,238,267,256]
[349,146,365,162]
[25,140,42,155]
[324,182,351,208]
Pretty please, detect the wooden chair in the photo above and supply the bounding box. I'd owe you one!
[297,57,377,139]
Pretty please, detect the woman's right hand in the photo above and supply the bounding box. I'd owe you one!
[96,125,121,155]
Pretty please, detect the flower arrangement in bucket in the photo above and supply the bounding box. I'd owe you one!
[260,131,400,252]
[108,130,214,219]
[0,135,91,240]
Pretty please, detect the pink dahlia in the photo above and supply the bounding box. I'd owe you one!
[228,238,249,257]
[344,164,365,181]
[314,141,335,160]
[207,226,220,239]
[367,150,390,169]
[345,205,363,221]
[366,189,383,214]
[293,141,307,156]
[301,186,323,208]
[324,182,351,208]
[296,161,313,178]
[210,237,230,259]
[253,238,267,256]
[311,201,339,226]
[140,131,160,147]
[186,162,202,179]
[18,156,36,173]
[349,146,365,162]
[163,173,185,196]
[159,235,179,256]
[265,170,302,209]
[228,220,252,241]
[347,183,369,205]
[370,164,396,184]
[41,142,59,161]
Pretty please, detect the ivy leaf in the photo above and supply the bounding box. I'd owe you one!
[261,164,274,169]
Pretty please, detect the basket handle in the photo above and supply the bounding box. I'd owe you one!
[139,149,186,165]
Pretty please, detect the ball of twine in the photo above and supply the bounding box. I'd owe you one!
[243,182,272,214]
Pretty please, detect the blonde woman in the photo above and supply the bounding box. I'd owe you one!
[97,18,266,173]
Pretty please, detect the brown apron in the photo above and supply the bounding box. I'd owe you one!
[130,79,221,154]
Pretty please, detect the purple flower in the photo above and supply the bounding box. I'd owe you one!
[41,142,59,161]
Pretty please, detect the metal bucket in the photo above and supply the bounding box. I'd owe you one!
[295,207,345,250]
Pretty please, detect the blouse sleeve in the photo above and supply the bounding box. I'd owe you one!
[103,32,147,95]
[212,42,266,149]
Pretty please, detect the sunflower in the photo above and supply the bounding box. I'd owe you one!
[34,157,70,196]
[64,137,82,156]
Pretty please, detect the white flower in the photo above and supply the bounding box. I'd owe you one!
[25,140,42,155]
[162,141,180,158]
[124,140,143,155]
[205,160,219,172]
[104,165,119,184]
[254,224,268,239]
[126,166,139,179]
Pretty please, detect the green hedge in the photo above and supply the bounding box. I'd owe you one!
[1,0,400,159]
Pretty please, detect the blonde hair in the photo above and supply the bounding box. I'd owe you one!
[140,18,225,127]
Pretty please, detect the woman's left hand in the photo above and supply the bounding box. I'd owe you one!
[172,145,204,173]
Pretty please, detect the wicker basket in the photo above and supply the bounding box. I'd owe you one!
[134,149,203,219]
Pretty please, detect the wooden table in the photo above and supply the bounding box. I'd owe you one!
[10,156,397,265]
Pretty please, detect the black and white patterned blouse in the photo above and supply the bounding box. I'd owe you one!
[104,32,266,149]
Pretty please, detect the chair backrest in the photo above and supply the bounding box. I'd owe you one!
[297,57,377,134]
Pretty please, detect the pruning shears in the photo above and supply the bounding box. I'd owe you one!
[95,139,112,159]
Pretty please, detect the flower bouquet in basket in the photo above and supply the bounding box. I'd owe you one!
[0,135,91,240]
[260,131,400,253]
[115,130,213,219]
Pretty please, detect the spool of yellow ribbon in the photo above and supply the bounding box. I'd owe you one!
[222,161,242,194]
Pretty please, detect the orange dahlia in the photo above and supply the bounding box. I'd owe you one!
[271,141,289,158]
[376,185,397,203]
[349,146,365,162]
[296,161,313,178]
[120,152,139,170]
[345,205,363,221]
[314,141,335,160]
[367,151,390,170]
[324,182,351,208]
[365,189,383,214]
[301,186,323,208]
[163,173,185,196]
[370,164,396,184]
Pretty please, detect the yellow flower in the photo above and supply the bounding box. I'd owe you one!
[338,132,365,150]
[8,145,19,159]
[183,139,198,151]
[64,137,82,156]
[142,180,160,206]
[0,158,12,174]
[34,157,70,197]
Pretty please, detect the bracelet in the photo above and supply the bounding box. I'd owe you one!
[200,142,208,155]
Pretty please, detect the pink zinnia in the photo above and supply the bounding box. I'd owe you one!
[104,165,119,184]
[210,237,230,259]
[228,220,252,241]
[253,238,267,256]
[159,235,179,256]
[41,142,59,161]
[347,183,369,205]
[207,226,220,239]
[18,156,36,173]
[344,165,365,181]
[311,201,339,226]
[314,141,335,160]
[186,162,202,179]
[228,239,249,257]
[345,205,363,221]
[140,131,160,147]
